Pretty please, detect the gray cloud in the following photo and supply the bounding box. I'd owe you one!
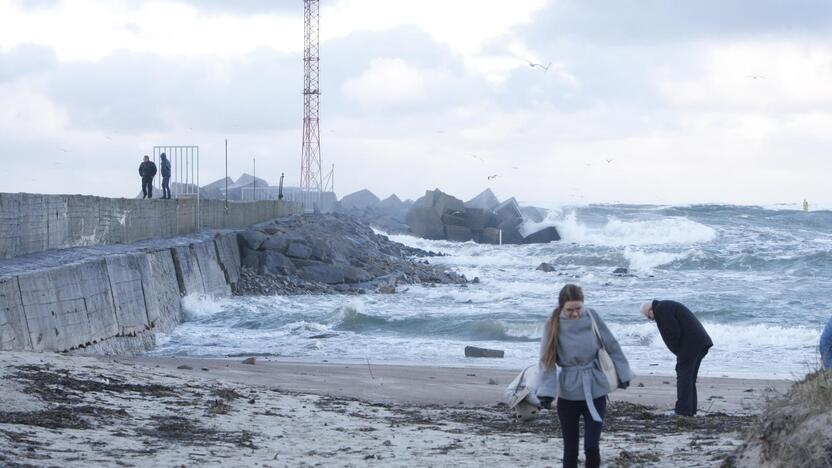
[0,43,57,81]
[524,0,832,45]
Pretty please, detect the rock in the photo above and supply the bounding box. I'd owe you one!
[338,265,372,284]
[261,251,296,276]
[520,206,546,223]
[464,346,505,358]
[406,206,445,239]
[441,210,467,226]
[613,267,629,275]
[463,207,487,231]
[379,285,396,294]
[480,227,501,245]
[241,357,256,365]
[523,226,561,244]
[445,225,473,242]
[493,197,523,226]
[177,365,193,370]
[309,238,332,262]
[299,264,346,284]
[536,262,556,272]
[422,189,464,216]
[286,241,313,259]
[240,246,263,269]
[238,230,267,250]
[340,189,380,211]
[260,235,290,252]
[497,219,524,244]
[465,188,500,211]
[376,194,404,214]
[472,277,480,284]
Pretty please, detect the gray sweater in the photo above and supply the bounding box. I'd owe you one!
[537,308,634,421]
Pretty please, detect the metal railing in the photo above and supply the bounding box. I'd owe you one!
[152,145,200,226]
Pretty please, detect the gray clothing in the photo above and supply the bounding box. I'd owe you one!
[537,308,634,421]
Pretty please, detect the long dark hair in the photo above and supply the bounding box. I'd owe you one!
[542,284,584,370]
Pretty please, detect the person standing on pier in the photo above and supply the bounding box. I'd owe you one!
[160,153,171,199]
[139,155,157,199]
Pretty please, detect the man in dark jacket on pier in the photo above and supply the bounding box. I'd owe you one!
[641,300,713,416]
[160,153,171,199]
[139,155,157,199]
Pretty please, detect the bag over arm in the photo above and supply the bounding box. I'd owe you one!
[593,311,635,384]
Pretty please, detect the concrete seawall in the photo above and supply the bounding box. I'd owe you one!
[0,230,243,355]
[0,193,301,259]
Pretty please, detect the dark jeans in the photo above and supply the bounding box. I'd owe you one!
[557,396,607,468]
[162,176,170,199]
[675,348,709,416]
[141,176,154,199]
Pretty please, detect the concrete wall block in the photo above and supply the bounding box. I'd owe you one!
[0,276,31,350]
[45,195,69,250]
[78,259,121,345]
[105,253,152,335]
[192,241,231,296]
[66,195,101,246]
[0,193,21,258]
[77,331,156,356]
[170,245,205,296]
[214,233,241,288]
[144,249,183,333]
[18,194,48,256]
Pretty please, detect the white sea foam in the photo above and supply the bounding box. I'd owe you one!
[181,294,229,320]
[622,247,696,271]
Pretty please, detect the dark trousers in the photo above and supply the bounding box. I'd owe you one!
[557,396,606,468]
[162,176,171,199]
[141,177,154,199]
[675,348,709,416]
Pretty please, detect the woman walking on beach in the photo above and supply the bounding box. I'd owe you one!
[537,284,634,468]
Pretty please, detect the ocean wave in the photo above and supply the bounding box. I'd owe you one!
[613,321,821,351]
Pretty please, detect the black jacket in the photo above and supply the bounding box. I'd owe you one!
[160,158,171,177]
[652,300,713,361]
[139,161,157,178]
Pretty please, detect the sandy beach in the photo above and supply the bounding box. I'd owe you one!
[0,351,790,467]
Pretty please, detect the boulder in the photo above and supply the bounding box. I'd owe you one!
[340,189,380,211]
[445,225,473,242]
[523,226,561,244]
[376,194,404,214]
[536,262,556,272]
[286,241,313,259]
[238,230,267,251]
[493,198,523,226]
[240,246,263,269]
[463,207,487,231]
[464,346,505,358]
[261,251,296,276]
[480,227,501,245]
[309,238,332,262]
[406,206,445,239]
[338,265,373,284]
[465,189,500,211]
[497,219,524,244]
[613,267,629,275]
[241,357,256,365]
[299,264,345,284]
[521,206,547,223]
[441,210,467,226]
[260,234,290,252]
[420,189,464,216]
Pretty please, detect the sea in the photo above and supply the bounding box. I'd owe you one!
[151,203,832,379]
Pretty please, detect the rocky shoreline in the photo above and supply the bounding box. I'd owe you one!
[232,213,468,296]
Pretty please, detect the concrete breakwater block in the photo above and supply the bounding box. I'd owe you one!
[523,226,561,244]
[464,346,505,358]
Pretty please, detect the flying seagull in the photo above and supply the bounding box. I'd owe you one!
[747,75,766,80]
[606,158,614,163]
[471,154,485,163]
[525,60,552,72]
[487,174,498,180]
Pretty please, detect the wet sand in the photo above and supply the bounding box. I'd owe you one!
[0,352,792,467]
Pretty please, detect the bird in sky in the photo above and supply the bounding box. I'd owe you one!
[60,148,71,153]
[747,75,766,80]
[525,60,552,72]
[606,158,614,163]
[487,174,498,180]
[471,154,484,163]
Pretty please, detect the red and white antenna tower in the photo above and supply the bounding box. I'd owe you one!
[300,0,323,211]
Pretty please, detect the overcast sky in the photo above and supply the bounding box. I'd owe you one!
[1,0,831,205]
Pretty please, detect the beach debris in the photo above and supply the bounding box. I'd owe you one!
[241,357,257,365]
[536,262,556,272]
[464,346,505,358]
[488,378,499,385]
[176,365,193,370]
